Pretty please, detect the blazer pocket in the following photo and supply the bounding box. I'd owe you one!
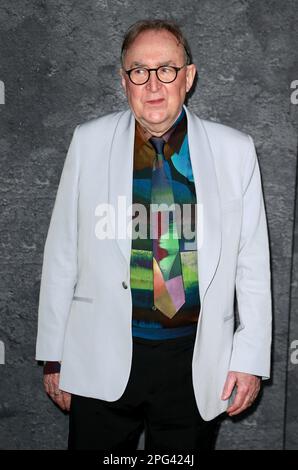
[72,296,94,304]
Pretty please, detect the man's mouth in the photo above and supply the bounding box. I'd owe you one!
[146,98,165,105]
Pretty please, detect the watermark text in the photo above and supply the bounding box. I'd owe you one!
[0,340,5,365]
[0,80,5,104]
[290,80,298,104]
[290,340,298,364]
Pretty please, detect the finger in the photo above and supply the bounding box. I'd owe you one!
[226,387,248,414]
[43,376,51,393]
[221,373,237,400]
[43,373,60,394]
[227,384,258,415]
[51,390,66,410]
[243,383,260,407]
[248,385,260,405]
[51,373,60,389]
[227,375,261,415]
[253,382,261,399]
[44,381,50,395]
[62,392,72,411]
[228,395,254,416]
[44,381,55,396]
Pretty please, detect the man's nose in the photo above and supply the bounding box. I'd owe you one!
[146,71,162,92]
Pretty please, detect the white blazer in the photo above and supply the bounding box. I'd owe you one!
[36,106,272,421]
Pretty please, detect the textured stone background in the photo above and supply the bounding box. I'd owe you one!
[0,0,297,450]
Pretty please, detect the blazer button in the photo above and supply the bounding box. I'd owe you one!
[152,305,157,311]
[122,281,128,289]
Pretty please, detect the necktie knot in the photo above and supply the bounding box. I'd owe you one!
[150,136,165,155]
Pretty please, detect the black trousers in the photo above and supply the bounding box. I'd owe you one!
[68,332,220,451]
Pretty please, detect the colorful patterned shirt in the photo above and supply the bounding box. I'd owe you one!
[131,108,200,339]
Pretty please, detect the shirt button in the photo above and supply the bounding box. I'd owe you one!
[152,305,157,311]
[122,281,128,289]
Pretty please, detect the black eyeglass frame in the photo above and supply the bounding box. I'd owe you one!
[124,64,189,85]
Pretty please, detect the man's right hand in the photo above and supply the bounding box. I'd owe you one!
[43,372,71,411]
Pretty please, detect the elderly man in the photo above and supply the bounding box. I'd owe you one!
[36,20,272,451]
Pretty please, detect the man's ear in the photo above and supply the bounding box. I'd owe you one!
[120,68,127,93]
[186,64,197,93]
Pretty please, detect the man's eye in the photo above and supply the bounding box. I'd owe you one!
[160,67,172,73]
[134,68,147,75]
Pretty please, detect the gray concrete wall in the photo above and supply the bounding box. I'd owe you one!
[0,0,297,449]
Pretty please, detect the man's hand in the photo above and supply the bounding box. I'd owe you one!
[221,371,261,416]
[43,373,71,411]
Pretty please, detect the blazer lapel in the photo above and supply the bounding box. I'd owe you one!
[185,106,222,304]
[108,109,135,269]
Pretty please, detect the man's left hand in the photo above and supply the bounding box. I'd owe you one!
[221,371,261,416]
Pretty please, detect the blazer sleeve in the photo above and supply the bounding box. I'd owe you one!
[35,125,80,361]
[229,135,272,379]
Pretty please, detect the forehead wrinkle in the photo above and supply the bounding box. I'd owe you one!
[128,59,179,68]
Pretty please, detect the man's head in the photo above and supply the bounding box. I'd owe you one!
[120,20,197,136]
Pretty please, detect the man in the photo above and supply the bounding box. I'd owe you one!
[36,20,272,450]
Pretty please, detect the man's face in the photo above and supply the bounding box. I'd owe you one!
[121,29,196,136]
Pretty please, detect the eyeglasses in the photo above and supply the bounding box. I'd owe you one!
[125,64,188,85]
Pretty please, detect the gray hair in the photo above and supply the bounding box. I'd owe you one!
[121,19,192,67]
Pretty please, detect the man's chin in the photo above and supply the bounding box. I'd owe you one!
[140,112,169,130]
